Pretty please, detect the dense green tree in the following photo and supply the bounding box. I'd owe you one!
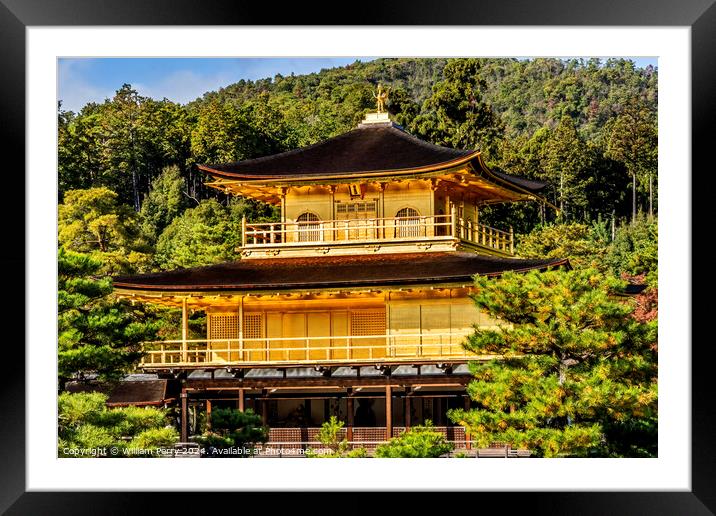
[154,199,241,269]
[139,165,189,243]
[448,268,657,457]
[604,215,658,284]
[411,59,505,160]
[542,116,591,219]
[605,100,658,220]
[98,85,192,211]
[58,392,178,457]
[58,104,104,197]
[58,248,159,389]
[58,187,152,274]
[516,222,610,270]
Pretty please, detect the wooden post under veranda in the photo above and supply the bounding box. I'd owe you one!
[181,297,189,363]
[237,388,245,412]
[385,385,393,439]
[180,390,188,442]
[346,389,354,442]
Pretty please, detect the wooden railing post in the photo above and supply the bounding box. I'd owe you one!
[241,216,247,246]
[450,204,457,237]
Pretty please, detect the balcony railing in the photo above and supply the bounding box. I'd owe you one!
[140,332,486,368]
[242,211,514,255]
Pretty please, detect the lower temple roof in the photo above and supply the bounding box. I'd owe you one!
[113,252,569,293]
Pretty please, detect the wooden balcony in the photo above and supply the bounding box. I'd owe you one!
[140,332,489,370]
[241,210,514,257]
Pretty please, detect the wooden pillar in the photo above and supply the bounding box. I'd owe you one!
[261,390,269,426]
[385,385,392,438]
[450,202,457,238]
[346,389,354,442]
[180,390,188,442]
[434,397,443,426]
[241,216,247,246]
[181,298,189,363]
[305,399,312,426]
[404,394,411,429]
[280,187,287,224]
[206,399,212,430]
[237,388,245,412]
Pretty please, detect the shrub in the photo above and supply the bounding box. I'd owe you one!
[374,422,453,458]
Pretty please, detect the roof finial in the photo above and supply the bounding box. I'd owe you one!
[373,83,389,114]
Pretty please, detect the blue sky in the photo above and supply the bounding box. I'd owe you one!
[58,57,658,113]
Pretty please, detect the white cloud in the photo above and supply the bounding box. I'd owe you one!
[132,68,238,105]
[57,59,117,112]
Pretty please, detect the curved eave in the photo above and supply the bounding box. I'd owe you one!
[197,150,481,184]
[472,154,558,211]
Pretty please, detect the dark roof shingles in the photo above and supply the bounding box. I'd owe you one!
[202,125,471,178]
[106,380,169,406]
[114,252,569,292]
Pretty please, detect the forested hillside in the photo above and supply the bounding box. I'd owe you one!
[58,57,658,275]
[58,58,659,419]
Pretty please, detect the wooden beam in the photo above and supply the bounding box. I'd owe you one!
[185,374,471,390]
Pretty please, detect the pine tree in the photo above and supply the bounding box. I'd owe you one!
[448,268,657,457]
[58,247,159,390]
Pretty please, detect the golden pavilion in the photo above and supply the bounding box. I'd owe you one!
[113,107,566,448]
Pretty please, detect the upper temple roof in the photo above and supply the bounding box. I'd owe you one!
[196,122,547,194]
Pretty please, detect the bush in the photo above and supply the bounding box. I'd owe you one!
[306,416,351,458]
[58,392,178,457]
[374,422,453,458]
[195,408,268,457]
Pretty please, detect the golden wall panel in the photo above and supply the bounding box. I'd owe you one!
[307,312,331,361]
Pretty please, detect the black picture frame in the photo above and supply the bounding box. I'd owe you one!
[2,0,709,513]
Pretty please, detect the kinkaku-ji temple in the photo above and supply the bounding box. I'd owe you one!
[112,98,568,453]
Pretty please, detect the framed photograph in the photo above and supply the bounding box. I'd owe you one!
[4,0,710,512]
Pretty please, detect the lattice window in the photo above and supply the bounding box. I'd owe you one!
[243,313,264,339]
[335,201,377,216]
[208,314,240,340]
[395,207,421,238]
[296,212,321,242]
[351,310,386,336]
